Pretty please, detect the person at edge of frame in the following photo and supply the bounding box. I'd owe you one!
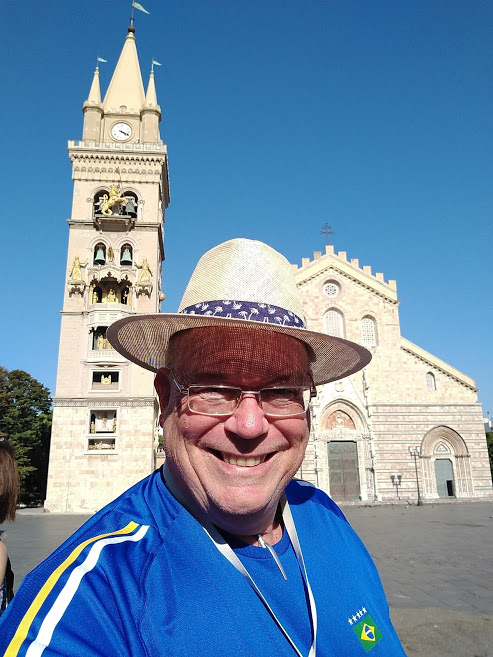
[0,441,18,617]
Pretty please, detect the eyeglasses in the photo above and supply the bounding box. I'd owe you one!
[170,371,316,418]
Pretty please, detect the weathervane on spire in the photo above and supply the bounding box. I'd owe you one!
[321,222,335,246]
[151,59,162,73]
[130,0,150,26]
[95,56,107,71]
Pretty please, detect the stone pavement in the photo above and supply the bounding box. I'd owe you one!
[1,501,492,657]
[343,502,493,657]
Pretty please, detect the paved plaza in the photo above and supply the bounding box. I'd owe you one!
[344,502,493,657]
[1,501,492,656]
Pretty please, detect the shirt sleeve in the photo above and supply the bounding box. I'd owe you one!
[0,520,151,657]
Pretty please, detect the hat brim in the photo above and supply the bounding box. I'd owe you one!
[107,313,372,386]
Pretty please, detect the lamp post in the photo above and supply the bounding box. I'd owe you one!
[408,446,423,506]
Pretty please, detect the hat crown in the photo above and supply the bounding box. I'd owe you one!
[178,239,306,322]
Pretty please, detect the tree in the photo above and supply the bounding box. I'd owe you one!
[0,367,52,504]
[486,432,493,482]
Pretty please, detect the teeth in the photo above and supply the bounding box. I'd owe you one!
[222,453,267,467]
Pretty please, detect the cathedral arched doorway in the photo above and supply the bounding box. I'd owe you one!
[421,426,473,498]
[316,402,373,501]
[327,440,360,501]
[434,458,455,498]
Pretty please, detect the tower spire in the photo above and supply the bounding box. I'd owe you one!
[86,66,102,104]
[144,70,159,108]
[141,68,162,143]
[82,66,103,140]
[103,27,145,115]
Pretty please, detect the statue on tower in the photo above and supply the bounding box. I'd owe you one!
[100,184,127,216]
[135,257,153,296]
[137,257,152,283]
[68,256,87,281]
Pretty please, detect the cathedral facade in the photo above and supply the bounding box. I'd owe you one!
[45,27,492,513]
[293,247,492,503]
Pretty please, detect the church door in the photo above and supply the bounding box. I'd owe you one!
[434,459,455,498]
[327,441,360,501]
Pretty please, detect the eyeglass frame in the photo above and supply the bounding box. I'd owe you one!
[169,370,317,418]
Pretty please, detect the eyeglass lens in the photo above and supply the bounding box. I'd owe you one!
[187,386,310,416]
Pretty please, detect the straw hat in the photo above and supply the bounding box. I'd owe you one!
[107,238,371,385]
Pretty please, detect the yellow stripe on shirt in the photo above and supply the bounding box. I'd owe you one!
[5,521,139,657]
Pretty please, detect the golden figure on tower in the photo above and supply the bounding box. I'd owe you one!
[137,257,152,282]
[69,256,87,281]
[100,184,127,215]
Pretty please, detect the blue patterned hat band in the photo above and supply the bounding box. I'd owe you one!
[180,301,306,328]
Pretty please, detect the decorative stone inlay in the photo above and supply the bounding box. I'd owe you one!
[54,398,156,408]
[434,442,451,454]
[88,311,126,324]
[325,410,355,430]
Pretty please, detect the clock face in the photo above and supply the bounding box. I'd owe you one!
[111,122,132,141]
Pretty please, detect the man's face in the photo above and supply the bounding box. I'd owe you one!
[155,327,312,532]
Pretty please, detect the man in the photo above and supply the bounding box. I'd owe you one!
[0,239,407,656]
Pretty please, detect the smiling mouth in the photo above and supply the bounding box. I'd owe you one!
[212,451,274,467]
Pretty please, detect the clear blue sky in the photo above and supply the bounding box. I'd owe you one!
[2,1,492,414]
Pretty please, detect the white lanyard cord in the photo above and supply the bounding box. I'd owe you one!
[163,465,317,657]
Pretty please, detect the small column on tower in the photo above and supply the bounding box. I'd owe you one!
[82,65,103,141]
[141,66,161,144]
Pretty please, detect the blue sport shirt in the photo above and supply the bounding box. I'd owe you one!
[0,469,407,656]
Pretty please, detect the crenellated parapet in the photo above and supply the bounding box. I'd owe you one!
[68,140,167,152]
[293,244,398,303]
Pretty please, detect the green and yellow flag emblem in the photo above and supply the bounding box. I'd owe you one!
[352,615,383,652]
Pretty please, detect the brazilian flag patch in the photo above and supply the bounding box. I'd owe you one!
[352,615,383,652]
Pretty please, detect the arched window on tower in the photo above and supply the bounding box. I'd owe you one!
[426,372,436,390]
[121,286,131,305]
[361,316,377,347]
[93,189,108,216]
[323,309,344,338]
[90,286,103,305]
[94,243,106,265]
[120,243,133,266]
[121,192,138,218]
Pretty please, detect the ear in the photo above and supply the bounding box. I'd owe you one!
[154,368,171,426]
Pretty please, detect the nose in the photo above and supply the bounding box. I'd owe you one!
[223,393,269,439]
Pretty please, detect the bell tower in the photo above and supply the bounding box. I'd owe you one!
[45,26,170,512]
